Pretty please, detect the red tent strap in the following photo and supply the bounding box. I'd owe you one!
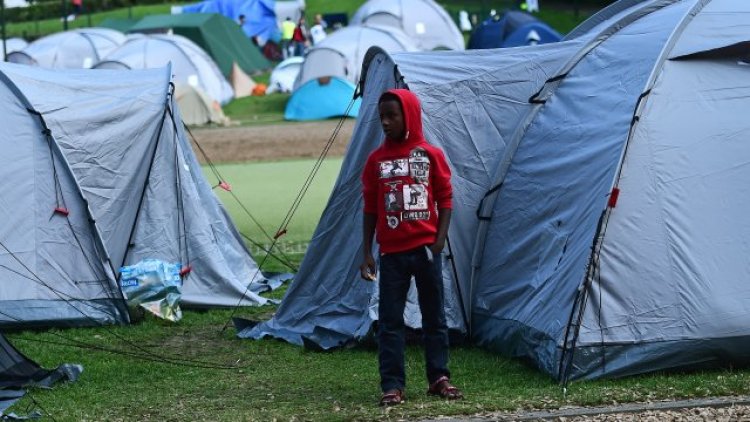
[607,187,620,208]
[274,229,287,239]
[218,181,232,192]
[54,207,70,216]
[179,265,193,277]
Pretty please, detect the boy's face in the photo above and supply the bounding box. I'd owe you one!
[378,99,406,141]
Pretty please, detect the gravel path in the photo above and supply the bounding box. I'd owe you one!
[431,397,750,421]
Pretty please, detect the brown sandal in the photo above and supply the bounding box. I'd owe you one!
[379,389,404,406]
[427,376,463,400]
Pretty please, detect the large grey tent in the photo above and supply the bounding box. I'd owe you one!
[241,0,750,381]
[0,62,278,329]
[351,0,465,51]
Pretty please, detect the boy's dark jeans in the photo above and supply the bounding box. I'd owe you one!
[378,246,450,393]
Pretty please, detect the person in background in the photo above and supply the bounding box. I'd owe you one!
[360,89,463,407]
[309,14,327,45]
[71,0,83,17]
[291,16,309,56]
[281,17,296,59]
[238,14,246,26]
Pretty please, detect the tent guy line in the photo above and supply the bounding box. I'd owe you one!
[0,239,247,371]
[181,121,298,271]
[221,96,358,333]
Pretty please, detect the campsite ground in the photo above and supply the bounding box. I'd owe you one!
[190,119,354,163]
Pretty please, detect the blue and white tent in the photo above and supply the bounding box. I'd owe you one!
[242,0,750,381]
[468,10,561,49]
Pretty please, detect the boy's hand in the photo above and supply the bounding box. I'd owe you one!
[429,240,445,255]
[360,255,377,281]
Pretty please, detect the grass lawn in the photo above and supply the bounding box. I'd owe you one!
[7,302,750,420]
[205,158,343,269]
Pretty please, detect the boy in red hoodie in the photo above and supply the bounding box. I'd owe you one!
[360,89,463,406]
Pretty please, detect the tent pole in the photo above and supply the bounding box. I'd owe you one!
[61,0,67,31]
[1,0,6,61]
[446,236,470,337]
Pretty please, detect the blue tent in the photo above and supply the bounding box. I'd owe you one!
[284,77,361,121]
[468,10,561,49]
[182,0,279,42]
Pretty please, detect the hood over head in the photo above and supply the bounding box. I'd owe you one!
[379,88,424,146]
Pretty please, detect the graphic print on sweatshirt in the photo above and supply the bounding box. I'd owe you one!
[379,148,431,229]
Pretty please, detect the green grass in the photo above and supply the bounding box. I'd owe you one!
[205,158,343,269]
[5,4,173,39]
[7,306,750,421]
[222,91,288,126]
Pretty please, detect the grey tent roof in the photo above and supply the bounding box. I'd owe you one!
[0,62,277,329]
[294,24,418,90]
[351,0,464,51]
[1,38,28,56]
[241,0,750,381]
[94,34,233,105]
[6,28,125,69]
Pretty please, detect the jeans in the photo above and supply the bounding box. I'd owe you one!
[378,245,450,393]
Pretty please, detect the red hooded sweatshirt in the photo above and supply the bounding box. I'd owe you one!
[362,89,452,254]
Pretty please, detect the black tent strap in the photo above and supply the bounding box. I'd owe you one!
[629,89,652,126]
[528,72,569,104]
[476,182,503,221]
[558,208,608,385]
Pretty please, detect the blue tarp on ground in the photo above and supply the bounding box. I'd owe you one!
[284,77,361,121]
[182,0,279,42]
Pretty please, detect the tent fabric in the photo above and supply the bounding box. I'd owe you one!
[0,62,276,328]
[351,0,464,51]
[230,62,257,98]
[468,11,561,49]
[284,77,361,121]
[286,24,417,121]
[274,0,305,28]
[98,18,139,33]
[94,34,234,105]
[0,333,81,414]
[175,84,230,126]
[6,28,125,69]
[293,24,418,90]
[2,38,28,55]
[182,0,278,43]
[129,13,270,77]
[266,56,302,94]
[243,0,750,381]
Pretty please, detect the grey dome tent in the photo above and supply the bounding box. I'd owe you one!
[94,34,234,105]
[7,28,125,69]
[351,0,464,51]
[241,0,750,381]
[0,62,279,329]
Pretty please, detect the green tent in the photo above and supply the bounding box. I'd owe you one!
[99,18,139,33]
[129,13,270,77]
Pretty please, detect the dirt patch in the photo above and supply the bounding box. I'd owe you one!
[188,120,356,164]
